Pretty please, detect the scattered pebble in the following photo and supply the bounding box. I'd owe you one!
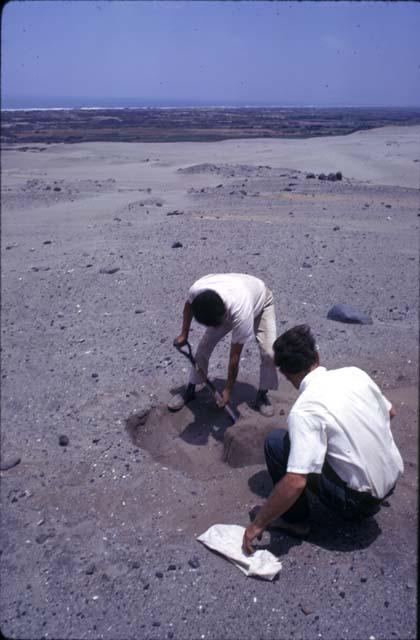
[58,435,69,447]
[99,267,120,274]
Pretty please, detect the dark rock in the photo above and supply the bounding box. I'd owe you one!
[188,557,200,569]
[333,225,340,231]
[335,171,343,180]
[85,563,96,575]
[166,210,184,216]
[53,186,61,192]
[339,591,345,598]
[360,576,368,583]
[306,173,315,179]
[327,304,373,325]
[91,373,99,378]
[131,561,141,569]
[35,530,55,544]
[59,435,69,446]
[167,564,176,571]
[327,173,337,181]
[43,240,52,245]
[302,262,312,269]
[318,173,327,181]
[152,622,161,627]
[135,309,145,314]
[99,267,120,274]
[171,241,183,248]
[0,456,21,471]
[155,571,163,578]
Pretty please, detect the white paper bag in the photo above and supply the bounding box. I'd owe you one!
[197,524,282,581]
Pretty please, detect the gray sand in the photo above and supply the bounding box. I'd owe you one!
[1,126,418,639]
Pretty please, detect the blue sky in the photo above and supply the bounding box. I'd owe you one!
[2,0,420,108]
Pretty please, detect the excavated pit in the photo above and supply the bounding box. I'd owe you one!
[125,387,294,480]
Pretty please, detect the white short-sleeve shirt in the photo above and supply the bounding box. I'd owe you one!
[188,273,267,344]
[286,366,404,498]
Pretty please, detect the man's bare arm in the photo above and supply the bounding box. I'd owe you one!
[174,302,193,346]
[217,342,243,407]
[242,472,307,554]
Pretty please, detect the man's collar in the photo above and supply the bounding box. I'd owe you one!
[299,366,327,393]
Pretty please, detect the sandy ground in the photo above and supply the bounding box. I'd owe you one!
[1,126,418,639]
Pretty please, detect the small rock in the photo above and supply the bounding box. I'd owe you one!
[43,240,52,245]
[99,267,120,274]
[85,563,96,575]
[306,173,315,179]
[166,210,184,216]
[0,456,21,471]
[302,262,312,269]
[91,373,99,379]
[188,557,200,569]
[53,186,61,192]
[360,576,367,583]
[155,571,163,578]
[339,591,345,598]
[327,304,373,325]
[333,225,340,231]
[167,564,176,571]
[131,561,141,569]
[318,173,327,181]
[59,435,69,447]
[152,622,161,627]
[135,309,145,314]
[171,241,183,248]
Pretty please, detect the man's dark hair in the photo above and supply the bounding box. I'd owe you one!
[192,290,226,327]
[273,324,317,374]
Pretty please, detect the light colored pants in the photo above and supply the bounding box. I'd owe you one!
[189,288,279,391]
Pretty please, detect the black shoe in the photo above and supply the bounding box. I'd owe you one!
[255,389,274,417]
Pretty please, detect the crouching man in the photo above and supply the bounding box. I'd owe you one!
[243,324,404,554]
[168,273,279,416]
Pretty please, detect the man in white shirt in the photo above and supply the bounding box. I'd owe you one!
[243,324,403,554]
[168,273,279,417]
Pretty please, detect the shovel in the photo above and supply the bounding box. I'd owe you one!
[174,339,238,424]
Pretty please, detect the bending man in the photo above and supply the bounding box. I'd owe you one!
[168,273,278,416]
[243,324,403,553]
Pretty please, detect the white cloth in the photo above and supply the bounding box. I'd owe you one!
[188,273,267,345]
[286,366,404,498]
[197,524,282,581]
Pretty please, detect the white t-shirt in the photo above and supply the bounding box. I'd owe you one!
[188,273,267,344]
[286,366,404,498]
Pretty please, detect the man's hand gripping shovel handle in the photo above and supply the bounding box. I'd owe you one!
[173,339,238,424]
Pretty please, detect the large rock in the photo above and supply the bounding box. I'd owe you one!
[327,304,373,325]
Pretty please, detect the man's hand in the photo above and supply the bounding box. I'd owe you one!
[173,334,188,348]
[242,522,264,555]
[216,388,231,408]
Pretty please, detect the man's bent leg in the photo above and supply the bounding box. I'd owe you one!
[254,290,279,391]
[264,429,310,523]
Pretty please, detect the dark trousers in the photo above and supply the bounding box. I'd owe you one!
[264,429,389,522]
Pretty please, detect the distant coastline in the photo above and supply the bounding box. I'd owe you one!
[2,106,420,144]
